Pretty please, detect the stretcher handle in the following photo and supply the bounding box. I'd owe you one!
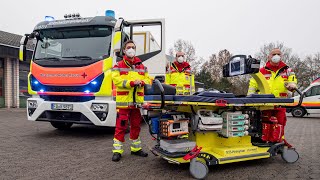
[294,88,304,107]
[154,79,165,109]
[133,86,137,106]
[281,88,304,108]
[133,82,144,106]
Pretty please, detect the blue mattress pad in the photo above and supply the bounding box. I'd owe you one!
[144,95,294,104]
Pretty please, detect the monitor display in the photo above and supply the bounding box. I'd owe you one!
[229,57,245,76]
[172,123,181,129]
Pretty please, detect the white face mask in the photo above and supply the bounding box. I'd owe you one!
[177,56,184,63]
[271,55,281,63]
[125,48,136,58]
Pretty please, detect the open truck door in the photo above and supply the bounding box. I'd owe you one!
[117,19,166,78]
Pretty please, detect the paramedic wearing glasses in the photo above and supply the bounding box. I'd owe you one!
[247,48,297,143]
[165,51,195,95]
[111,40,150,162]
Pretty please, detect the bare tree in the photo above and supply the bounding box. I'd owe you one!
[207,49,232,81]
[300,53,320,88]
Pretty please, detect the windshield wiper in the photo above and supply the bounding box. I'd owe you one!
[34,57,61,61]
[62,56,93,60]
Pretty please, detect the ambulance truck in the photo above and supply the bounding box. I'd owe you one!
[288,78,320,117]
[19,12,166,129]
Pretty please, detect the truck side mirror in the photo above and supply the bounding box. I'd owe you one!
[19,35,28,61]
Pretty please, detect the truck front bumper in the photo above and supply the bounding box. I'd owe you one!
[26,97,117,127]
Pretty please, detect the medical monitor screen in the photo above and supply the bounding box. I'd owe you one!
[172,123,181,129]
[229,57,245,76]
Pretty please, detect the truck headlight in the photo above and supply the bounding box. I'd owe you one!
[28,100,38,108]
[91,103,108,112]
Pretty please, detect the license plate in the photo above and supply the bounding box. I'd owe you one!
[51,103,73,110]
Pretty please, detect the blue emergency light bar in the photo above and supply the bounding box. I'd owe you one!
[105,10,115,18]
[45,16,55,21]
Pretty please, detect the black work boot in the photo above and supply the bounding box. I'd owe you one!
[112,153,122,162]
[131,150,148,157]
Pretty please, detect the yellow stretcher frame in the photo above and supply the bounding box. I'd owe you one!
[148,73,301,179]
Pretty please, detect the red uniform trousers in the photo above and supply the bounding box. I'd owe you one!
[114,108,141,142]
[261,108,287,143]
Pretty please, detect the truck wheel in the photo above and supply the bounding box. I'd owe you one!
[189,158,208,179]
[281,148,299,163]
[50,122,73,130]
[291,107,306,117]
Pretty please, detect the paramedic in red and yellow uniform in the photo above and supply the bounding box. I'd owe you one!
[111,40,151,162]
[248,48,297,144]
[165,51,195,95]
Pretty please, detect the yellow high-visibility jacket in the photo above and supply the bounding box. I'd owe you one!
[112,57,151,107]
[165,61,195,95]
[248,61,297,97]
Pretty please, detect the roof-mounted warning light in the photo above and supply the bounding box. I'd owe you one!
[105,10,115,18]
[64,13,81,19]
[45,16,55,21]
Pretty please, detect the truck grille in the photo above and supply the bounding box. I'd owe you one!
[40,95,94,102]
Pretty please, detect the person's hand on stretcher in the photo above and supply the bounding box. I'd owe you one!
[130,80,145,87]
[285,82,297,92]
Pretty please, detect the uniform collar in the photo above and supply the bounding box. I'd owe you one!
[123,56,142,68]
[265,61,287,72]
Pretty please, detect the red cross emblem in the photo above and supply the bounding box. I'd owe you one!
[81,72,88,79]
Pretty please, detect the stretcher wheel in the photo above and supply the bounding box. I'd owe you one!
[281,148,299,163]
[189,158,208,179]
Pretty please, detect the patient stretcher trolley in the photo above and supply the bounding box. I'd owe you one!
[143,55,304,179]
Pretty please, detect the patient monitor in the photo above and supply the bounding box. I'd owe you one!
[223,55,260,77]
[223,55,270,94]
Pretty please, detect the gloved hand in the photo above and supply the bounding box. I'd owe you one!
[130,80,144,87]
[285,82,297,91]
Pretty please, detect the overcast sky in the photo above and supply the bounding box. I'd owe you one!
[1,0,319,59]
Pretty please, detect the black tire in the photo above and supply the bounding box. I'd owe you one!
[189,159,209,179]
[281,148,299,163]
[291,107,307,117]
[50,122,73,130]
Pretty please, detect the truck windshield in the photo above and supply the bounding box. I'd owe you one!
[34,26,112,61]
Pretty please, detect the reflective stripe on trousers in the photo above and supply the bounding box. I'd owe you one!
[130,137,142,152]
[112,138,124,154]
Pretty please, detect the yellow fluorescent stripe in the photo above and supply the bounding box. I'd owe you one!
[113,32,121,47]
[27,73,37,95]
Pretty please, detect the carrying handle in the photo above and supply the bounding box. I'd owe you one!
[183,146,202,160]
[154,79,165,109]
[295,88,304,107]
[282,88,304,108]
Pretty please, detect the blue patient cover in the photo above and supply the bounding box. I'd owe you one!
[145,91,293,104]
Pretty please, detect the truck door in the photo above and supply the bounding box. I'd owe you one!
[118,19,166,78]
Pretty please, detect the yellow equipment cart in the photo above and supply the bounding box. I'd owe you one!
[143,55,303,179]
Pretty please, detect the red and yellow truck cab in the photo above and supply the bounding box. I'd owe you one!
[19,13,166,129]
